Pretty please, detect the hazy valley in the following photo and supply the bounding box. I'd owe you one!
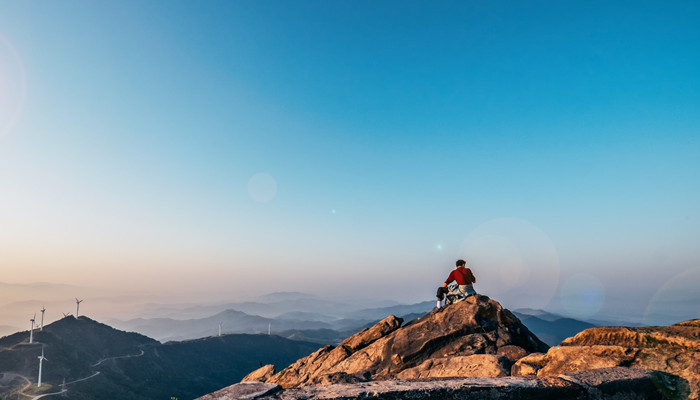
[2,286,697,399]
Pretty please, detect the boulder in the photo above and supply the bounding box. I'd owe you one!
[534,320,700,399]
[497,344,528,363]
[511,352,547,376]
[267,345,335,388]
[396,354,508,380]
[241,364,276,382]
[537,345,639,376]
[265,315,403,388]
[340,314,403,352]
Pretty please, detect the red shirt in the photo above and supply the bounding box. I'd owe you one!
[445,267,476,285]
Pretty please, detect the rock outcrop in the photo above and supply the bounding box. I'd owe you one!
[396,354,508,379]
[198,367,680,399]
[512,319,700,399]
[242,364,276,383]
[200,297,697,400]
[249,295,547,387]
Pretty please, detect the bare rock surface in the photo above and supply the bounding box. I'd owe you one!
[197,381,281,400]
[537,345,639,376]
[396,354,508,380]
[514,320,700,399]
[340,314,403,352]
[497,344,528,363]
[198,368,673,399]
[242,364,276,383]
[260,295,548,387]
[561,367,691,399]
[511,352,547,376]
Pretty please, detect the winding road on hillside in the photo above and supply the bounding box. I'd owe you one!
[91,349,145,366]
[4,347,147,399]
[1,372,65,400]
[29,388,68,399]
[7,371,67,400]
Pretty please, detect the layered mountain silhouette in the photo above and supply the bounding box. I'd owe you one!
[108,300,436,343]
[109,297,594,347]
[513,310,596,346]
[202,295,698,400]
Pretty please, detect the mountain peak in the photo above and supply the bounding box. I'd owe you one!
[244,294,548,387]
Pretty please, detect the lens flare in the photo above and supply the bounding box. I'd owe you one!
[0,35,26,137]
[460,218,560,309]
[248,173,277,202]
[560,273,606,320]
[643,266,700,326]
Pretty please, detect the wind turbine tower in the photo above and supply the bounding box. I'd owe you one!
[37,346,48,387]
[40,306,46,331]
[218,321,224,337]
[75,298,83,318]
[29,314,36,344]
[268,322,271,335]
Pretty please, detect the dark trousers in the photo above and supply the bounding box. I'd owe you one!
[436,286,449,300]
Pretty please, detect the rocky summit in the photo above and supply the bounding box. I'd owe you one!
[251,294,548,387]
[199,295,698,400]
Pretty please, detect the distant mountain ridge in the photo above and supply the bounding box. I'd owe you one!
[107,296,600,346]
[0,316,319,400]
[345,301,434,320]
[110,308,338,342]
[4,290,607,351]
[513,311,597,346]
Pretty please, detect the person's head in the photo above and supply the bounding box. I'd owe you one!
[456,259,466,268]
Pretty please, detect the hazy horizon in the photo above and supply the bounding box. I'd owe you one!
[1,2,698,329]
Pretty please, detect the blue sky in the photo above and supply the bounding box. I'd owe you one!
[1,1,698,323]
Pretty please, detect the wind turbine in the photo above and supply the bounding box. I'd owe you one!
[268,322,271,335]
[29,313,36,344]
[37,346,48,387]
[218,321,224,337]
[75,298,83,318]
[62,312,72,318]
[40,306,46,331]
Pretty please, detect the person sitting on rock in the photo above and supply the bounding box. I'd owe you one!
[436,259,476,308]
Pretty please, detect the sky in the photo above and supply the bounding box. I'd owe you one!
[1,1,698,325]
